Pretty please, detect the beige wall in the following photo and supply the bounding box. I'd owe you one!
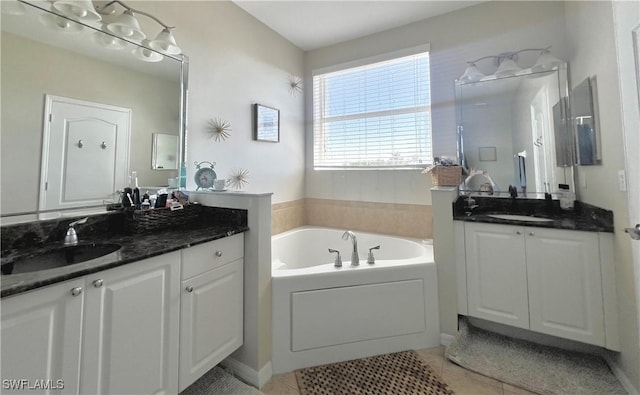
[565,1,639,390]
[0,32,179,215]
[304,1,569,207]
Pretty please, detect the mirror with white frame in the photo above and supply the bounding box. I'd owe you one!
[456,65,575,198]
[0,0,187,221]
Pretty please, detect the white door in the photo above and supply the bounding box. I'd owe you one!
[80,253,180,395]
[526,228,605,346]
[612,3,640,345]
[1,279,85,395]
[179,259,244,392]
[40,95,130,212]
[464,222,530,329]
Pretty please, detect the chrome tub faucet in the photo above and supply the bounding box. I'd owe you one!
[342,230,359,266]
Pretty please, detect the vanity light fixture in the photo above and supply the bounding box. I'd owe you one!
[95,0,182,55]
[459,47,563,82]
[458,63,486,83]
[52,0,102,23]
[105,9,145,41]
[532,48,563,72]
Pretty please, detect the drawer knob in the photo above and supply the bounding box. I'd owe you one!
[185,285,194,293]
[93,279,104,288]
[215,251,223,258]
[516,231,521,235]
[529,232,535,236]
[70,287,83,296]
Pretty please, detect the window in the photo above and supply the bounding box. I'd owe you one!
[313,50,432,169]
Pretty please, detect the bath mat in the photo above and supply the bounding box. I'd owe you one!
[445,317,626,395]
[180,366,263,395]
[295,350,454,395]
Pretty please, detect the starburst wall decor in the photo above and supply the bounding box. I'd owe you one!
[288,75,303,95]
[207,117,231,142]
[228,168,249,190]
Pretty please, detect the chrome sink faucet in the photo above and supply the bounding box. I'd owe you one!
[342,230,359,266]
[64,217,88,246]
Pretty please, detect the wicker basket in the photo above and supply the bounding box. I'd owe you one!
[426,165,463,186]
[124,204,204,234]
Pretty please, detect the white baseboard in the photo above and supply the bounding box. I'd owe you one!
[440,333,455,347]
[221,357,273,390]
[604,356,640,395]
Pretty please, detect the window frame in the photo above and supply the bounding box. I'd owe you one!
[312,44,432,170]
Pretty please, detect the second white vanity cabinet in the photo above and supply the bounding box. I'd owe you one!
[462,221,613,348]
[179,234,244,392]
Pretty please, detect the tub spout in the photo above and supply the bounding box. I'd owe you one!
[341,230,359,266]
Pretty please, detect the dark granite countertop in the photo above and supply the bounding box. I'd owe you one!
[452,196,613,233]
[1,205,248,298]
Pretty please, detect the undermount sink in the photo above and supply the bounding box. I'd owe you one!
[1,243,122,275]
[487,214,554,223]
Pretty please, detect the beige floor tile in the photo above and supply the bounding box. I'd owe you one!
[262,372,300,394]
[502,382,539,395]
[415,347,445,377]
[441,359,504,395]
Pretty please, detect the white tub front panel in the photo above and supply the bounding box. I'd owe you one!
[291,280,426,351]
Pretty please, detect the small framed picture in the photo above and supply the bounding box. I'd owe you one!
[254,103,280,142]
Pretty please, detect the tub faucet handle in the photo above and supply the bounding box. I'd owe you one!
[367,245,380,265]
[328,249,342,267]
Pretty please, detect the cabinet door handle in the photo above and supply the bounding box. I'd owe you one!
[516,231,521,235]
[215,251,223,258]
[529,232,535,236]
[93,279,104,288]
[70,287,83,296]
[185,285,194,293]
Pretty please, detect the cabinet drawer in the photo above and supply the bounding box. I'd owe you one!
[181,233,244,279]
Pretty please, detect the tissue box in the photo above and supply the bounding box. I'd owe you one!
[424,165,463,186]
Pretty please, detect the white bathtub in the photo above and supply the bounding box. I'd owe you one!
[271,226,440,374]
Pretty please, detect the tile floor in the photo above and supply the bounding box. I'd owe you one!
[262,346,538,395]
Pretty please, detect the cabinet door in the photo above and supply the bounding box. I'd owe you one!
[526,228,604,346]
[80,252,180,395]
[179,259,244,392]
[465,222,529,329]
[1,279,84,395]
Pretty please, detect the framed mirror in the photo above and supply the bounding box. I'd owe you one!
[1,0,188,222]
[254,103,280,142]
[456,65,574,198]
[152,133,179,170]
[571,77,601,165]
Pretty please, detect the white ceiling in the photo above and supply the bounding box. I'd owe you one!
[233,1,483,51]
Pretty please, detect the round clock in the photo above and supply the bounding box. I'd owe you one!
[194,161,217,190]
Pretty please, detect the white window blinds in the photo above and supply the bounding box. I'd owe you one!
[313,51,432,169]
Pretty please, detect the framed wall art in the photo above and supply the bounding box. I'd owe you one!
[254,103,280,142]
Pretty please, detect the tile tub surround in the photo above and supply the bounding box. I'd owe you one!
[272,199,305,235]
[272,198,433,239]
[453,196,614,233]
[0,206,248,297]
